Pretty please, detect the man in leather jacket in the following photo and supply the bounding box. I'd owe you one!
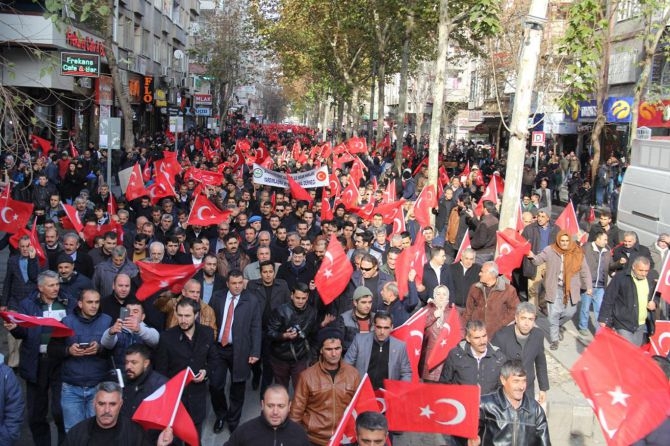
[472,359,550,446]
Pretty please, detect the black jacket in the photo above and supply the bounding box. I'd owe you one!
[121,369,168,417]
[224,415,310,446]
[62,416,150,446]
[478,387,550,446]
[449,262,481,307]
[419,262,455,305]
[491,325,549,399]
[266,302,318,362]
[521,222,560,278]
[439,340,507,395]
[246,278,292,328]
[599,271,657,333]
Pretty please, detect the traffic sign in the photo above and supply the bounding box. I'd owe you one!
[531,131,545,147]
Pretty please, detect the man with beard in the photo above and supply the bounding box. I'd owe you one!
[155,279,217,333]
[57,254,93,302]
[217,233,251,278]
[193,254,225,305]
[276,246,316,291]
[121,344,167,420]
[155,298,213,437]
[43,227,63,271]
[491,303,549,403]
[162,235,191,265]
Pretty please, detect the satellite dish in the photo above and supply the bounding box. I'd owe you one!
[173,50,184,60]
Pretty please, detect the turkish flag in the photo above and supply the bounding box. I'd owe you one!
[186,194,231,227]
[291,140,301,160]
[494,228,531,280]
[328,374,380,445]
[212,136,222,150]
[0,310,74,337]
[136,262,203,301]
[453,232,471,264]
[125,163,148,202]
[382,179,396,204]
[141,159,153,183]
[236,138,251,154]
[460,161,471,184]
[321,142,332,159]
[571,328,670,446]
[333,142,348,155]
[492,172,505,195]
[329,173,341,198]
[255,144,269,164]
[334,152,355,170]
[81,221,124,248]
[555,201,580,235]
[391,307,428,382]
[474,180,499,217]
[69,139,79,158]
[412,157,428,177]
[413,184,437,229]
[29,217,47,267]
[383,379,480,437]
[371,176,378,193]
[346,136,368,154]
[515,200,525,233]
[147,171,177,204]
[184,167,224,186]
[315,234,353,305]
[426,307,463,370]
[349,158,365,188]
[287,174,313,203]
[340,182,360,211]
[587,206,596,224]
[321,196,333,221]
[229,145,246,171]
[0,197,34,234]
[374,200,405,225]
[649,320,670,356]
[395,231,427,299]
[156,152,181,180]
[354,202,376,221]
[439,166,450,187]
[31,134,53,157]
[60,203,84,233]
[652,254,670,304]
[107,193,117,217]
[132,367,199,446]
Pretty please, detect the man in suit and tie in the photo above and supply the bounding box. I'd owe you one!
[209,269,262,435]
[344,312,412,389]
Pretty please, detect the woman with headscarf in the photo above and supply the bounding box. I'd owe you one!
[528,230,592,350]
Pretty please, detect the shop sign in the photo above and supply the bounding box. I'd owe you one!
[195,107,211,116]
[604,97,633,123]
[155,89,168,107]
[143,76,154,104]
[638,100,670,128]
[61,52,100,77]
[95,75,113,106]
[127,74,142,104]
[194,94,212,105]
[65,29,106,57]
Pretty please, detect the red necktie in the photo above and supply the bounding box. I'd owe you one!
[220,296,236,347]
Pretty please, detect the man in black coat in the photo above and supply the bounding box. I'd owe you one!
[611,231,654,276]
[419,246,455,304]
[448,247,481,311]
[122,344,167,418]
[154,299,214,437]
[491,302,549,403]
[209,269,262,434]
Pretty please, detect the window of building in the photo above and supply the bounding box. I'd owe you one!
[617,0,640,22]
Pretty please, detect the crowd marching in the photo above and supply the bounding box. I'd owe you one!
[0,120,668,446]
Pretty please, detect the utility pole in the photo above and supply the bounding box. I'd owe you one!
[499,0,549,230]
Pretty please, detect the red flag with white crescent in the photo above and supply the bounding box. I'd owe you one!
[0,311,74,337]
[186,194,232,227]
[494,228,531,280]
[390,307,428,382]
[426,307,463,370]
[315,234,353,305]
[453,232,471,264]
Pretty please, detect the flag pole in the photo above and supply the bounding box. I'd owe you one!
[169,367,193,428]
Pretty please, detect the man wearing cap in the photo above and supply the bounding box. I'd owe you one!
[57,254,93,302]
[335,286,375,353]
[290,327,360,445]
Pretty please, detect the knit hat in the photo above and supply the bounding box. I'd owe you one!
[352,286,373,302]
[317,327,343,348]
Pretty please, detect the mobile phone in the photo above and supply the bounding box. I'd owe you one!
[120,307,130,320]
[78,342,91,349]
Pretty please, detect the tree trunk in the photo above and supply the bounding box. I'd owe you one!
[352,88,360,137]
[376,61,386,145]
[104,11,134,151]
[396,6,414,171]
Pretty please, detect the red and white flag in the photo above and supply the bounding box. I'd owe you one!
[315,235,353,305]
[0,197,34,234]
[384,379,480,437]
[555,200,580,235]
[147,171,177,204]
[494,228,531,279]
[474,179,499,217]
[652,253,670,304]
[453,232,471,264]
[426,307,463,370]
[61,203,84,233]
[125,163,147,202]
[571,328,670,446]
[340,182,360,211]
[132,367,199,446]
[374,200,406,225]
[0,310,74,337]
[328,374,380,445]
[413,184,437,229]
[382,179,396,204]
[648,320,670,357]
[31,134,52,157]
[346,136,368,154]
[391,307,428,382]
[328,173,341,198]
[29,217,47,267]
[395,231,427,299]
[321,195,333,221]
[186,194,232,227]
[287,173,313,203]
[135,262,203,301]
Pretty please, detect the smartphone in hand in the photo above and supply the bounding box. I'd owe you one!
[120,307,130,320]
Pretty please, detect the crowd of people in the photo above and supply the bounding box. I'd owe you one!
[0,121,667,446]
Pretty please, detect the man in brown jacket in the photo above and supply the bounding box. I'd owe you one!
[463,261,520,339]
[154,279,218,335]
[290,327,360,445]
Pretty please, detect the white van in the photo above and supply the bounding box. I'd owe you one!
[617,138,670,247]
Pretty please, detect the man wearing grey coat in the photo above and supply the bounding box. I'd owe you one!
[344,312,412,389]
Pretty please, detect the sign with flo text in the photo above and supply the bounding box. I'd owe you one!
[61,52,100,77]
[531,131,545,147]
[252,163,329,188]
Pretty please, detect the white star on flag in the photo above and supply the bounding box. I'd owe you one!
[323,268,333,278]
[440,339,447,347]
[159,280,169,288]
[419,404,435,418]
[341,434,353,444]
[607,386,630,406]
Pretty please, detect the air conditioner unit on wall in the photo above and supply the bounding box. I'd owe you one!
[162,66,170,76]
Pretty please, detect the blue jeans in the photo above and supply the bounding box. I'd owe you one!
[62,382,97,432]
[579,287,604,330]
